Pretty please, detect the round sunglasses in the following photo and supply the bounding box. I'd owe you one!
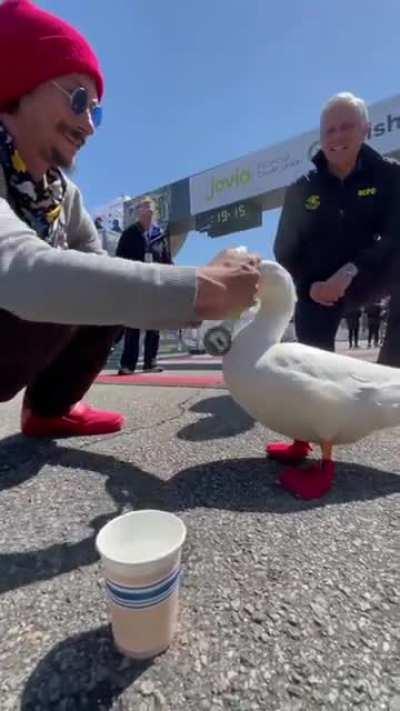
[52,81,103,129]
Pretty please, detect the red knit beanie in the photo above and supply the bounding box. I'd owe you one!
[0,0,104,109]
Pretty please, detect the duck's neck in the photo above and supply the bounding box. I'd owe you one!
[254,308,292,344]
[229,309,291,364]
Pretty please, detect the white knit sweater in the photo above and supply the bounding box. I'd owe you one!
[0,166,197,329]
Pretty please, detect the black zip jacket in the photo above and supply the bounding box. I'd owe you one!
[116,222,172,264]
[274,144,400,298]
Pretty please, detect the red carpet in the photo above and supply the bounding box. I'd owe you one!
[96,373,226,389]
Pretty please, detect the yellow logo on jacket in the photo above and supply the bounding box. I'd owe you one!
[11,150,26,173]
[358,187,377,197]
[305,194,320,210]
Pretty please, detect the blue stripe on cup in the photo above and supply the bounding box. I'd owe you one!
[106,566,182,610]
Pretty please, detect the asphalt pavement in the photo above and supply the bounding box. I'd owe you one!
[1,346,400,710]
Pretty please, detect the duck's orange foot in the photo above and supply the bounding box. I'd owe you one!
[279,460,335,500]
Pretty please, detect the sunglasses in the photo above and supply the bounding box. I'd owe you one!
[52,81,103,128]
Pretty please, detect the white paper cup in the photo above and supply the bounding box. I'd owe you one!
[95,509,186,659]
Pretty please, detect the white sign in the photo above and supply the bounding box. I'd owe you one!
[93,196,129,233]
[190,94,400,215]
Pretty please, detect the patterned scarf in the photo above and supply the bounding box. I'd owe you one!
[0,121,67,247]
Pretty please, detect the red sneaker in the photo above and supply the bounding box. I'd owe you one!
[266,440,312,464]
[21,401,125,438]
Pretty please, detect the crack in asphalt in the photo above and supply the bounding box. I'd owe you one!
[69,392,200,452]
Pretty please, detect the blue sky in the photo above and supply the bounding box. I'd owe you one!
[39,0,400,265]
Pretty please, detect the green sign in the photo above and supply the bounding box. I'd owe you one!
[195,199,262,237]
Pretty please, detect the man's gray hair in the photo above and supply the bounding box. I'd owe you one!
[321,92,369,126]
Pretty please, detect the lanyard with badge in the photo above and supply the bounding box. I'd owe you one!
[144,227,153,263]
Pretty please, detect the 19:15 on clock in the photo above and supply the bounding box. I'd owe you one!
[195,199,262,237]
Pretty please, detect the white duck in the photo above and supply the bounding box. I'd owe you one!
[223,261,400,499]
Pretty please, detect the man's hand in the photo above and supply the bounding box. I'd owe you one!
[195,258,260,321]
[310,280,342,306]
[310,264,358,306]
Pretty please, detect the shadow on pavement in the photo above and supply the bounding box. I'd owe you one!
[0,437,164,594]
[1,433,399,595]
[0,434,59,492]
[21,625,151,711]
[164,457,400,514]
[177,394,254,441]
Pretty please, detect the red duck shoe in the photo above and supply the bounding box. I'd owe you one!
[280,460,335,500]
[266,440,312,464]
[21,401,125,438]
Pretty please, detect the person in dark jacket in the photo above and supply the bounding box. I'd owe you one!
[366,301,382,347]
[116,197,172,374]
[345,307,362,349]
[270,91,400,498]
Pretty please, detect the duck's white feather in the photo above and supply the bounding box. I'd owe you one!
[223,262,400,445]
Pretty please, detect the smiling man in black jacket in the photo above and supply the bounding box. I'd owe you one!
[269,91,400,496]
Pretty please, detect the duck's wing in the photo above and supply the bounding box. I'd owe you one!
[269,343,400,433]
[270,342,398,389]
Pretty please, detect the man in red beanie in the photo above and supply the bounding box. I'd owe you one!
[0,0,260,438]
